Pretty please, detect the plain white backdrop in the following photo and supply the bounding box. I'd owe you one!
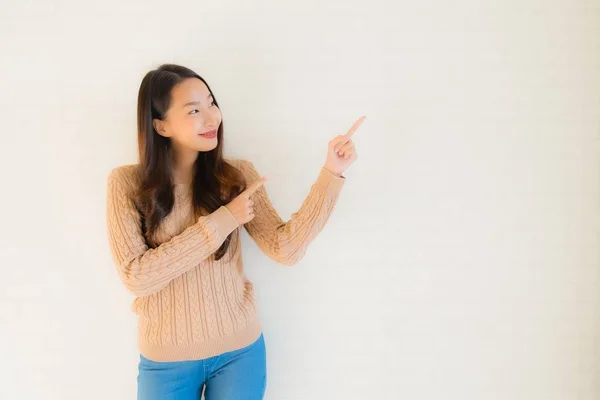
[1,0,598,399]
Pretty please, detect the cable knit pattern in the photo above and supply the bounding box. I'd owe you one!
[106,158,345,361]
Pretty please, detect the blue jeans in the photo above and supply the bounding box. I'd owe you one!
[137,333,267,400]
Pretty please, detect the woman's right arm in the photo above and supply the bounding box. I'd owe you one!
[106,168,240,297]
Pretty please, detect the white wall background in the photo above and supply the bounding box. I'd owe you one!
[1,0,598,399]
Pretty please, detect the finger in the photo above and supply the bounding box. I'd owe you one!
[339,149,356,160]
[344,115,366,138]
[245,178,266,197]
[336,140,354,154]
[243,177,267,197]
[332,136,351,153]
[337,142,354,156]
[343,150,356,159]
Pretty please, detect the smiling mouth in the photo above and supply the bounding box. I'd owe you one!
[199,129,217,137]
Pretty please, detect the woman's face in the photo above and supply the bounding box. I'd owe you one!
[153,77,221,153]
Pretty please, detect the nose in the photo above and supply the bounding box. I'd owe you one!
[203,110,217,126]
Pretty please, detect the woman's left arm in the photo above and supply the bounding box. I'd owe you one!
[239,115,366,265]
[239,159,346,265]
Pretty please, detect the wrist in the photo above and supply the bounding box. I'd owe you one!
[322,165,342,177]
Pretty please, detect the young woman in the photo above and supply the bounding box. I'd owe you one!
[106,63,364,400]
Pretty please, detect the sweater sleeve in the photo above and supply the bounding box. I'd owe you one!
[239,160,346,266]
[106,168,240,296]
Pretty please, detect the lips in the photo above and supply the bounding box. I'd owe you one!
[199,129,217,138]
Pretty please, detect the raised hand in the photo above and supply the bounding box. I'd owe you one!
[225,176,268,225]
[323,115,366,176]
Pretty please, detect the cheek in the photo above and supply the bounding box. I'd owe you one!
[181,110,221,134]
[212,108,222,124]
[171,117,196,138]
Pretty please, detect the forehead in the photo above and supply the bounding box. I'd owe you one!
[171,78,211,103]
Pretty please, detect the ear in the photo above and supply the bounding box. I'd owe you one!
[153,118,170,138]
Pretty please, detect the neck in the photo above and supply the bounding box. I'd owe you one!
[170,146,198,184]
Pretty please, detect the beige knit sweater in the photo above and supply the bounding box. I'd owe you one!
[106,158,345,362]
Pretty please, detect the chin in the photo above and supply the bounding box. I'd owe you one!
[195,141,218,152]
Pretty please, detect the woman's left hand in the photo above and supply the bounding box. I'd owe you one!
[323,115,366,176]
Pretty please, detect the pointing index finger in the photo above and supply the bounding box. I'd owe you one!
[243,177,267,197]
[344,115,367,138]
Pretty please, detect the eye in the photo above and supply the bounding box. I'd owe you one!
[189,102,216,114]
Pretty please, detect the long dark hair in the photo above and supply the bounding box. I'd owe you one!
[135,63,246,261]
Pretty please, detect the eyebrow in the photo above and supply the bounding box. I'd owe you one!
[183,94,213,107]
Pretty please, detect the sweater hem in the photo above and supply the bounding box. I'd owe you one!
[138,316,263,362]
